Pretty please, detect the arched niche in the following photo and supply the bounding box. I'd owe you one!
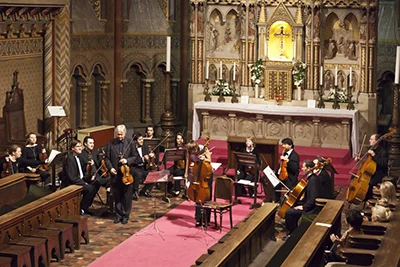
[268,21,293,61]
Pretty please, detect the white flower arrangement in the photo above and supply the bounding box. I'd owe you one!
[292,61,306,86]
[326,88,348,103]
[212,80,233,96]
[251,59,264,85]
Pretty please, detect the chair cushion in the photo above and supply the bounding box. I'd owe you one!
[225,168,236,177]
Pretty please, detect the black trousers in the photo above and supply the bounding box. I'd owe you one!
[112,178,133,220]
[81,183,100,211]
[167,165,185,192]
[285,207,303,234]
[195,174,213,223]
[132,166,154,193]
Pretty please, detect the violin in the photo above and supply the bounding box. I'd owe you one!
[187,137,212,202]
[278,158,332,218]
[119,152,134,185]
[146,145,157,171]
[84,149,96,184]
[99,148,110,178]
[279,149,289,181]
[1,150,13,178]
[346,131,392,204]
[38,142,49,171]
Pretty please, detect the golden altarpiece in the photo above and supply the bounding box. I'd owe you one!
[189,0,378,152]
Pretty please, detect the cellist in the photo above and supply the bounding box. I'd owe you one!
[355,133,388,201]
[275,138,300,202]
[184,140,213,227]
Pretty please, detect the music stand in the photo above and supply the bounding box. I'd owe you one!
[162,148,187,203]
[135,170,169,241]
[48,151,68,191]
[233,151,261,209]
[47,106,66,150]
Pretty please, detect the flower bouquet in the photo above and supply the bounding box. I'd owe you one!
[292,61,306,86]
[251,58,264,85]
[211,80,233,96]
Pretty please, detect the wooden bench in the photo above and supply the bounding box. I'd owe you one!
[194,202,278,267]
[280,199,344,267]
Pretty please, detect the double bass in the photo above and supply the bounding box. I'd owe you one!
[187,137,212,203]
[346,131,392,204]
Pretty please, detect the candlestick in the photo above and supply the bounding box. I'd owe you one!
[166,36,171,72]
[220,61,222,80]
[334,66,338,86]
[349,67,352,87]
[205,61,209,80]
[320,66,323,86]
[395,46,400,84]
[233,62,236,81]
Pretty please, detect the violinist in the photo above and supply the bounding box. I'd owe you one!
[104,125,135,224]
[356,133,388,201]
[20,132,50,184]
[61,140,99,216]
[313,156,335,199]
[275,138,300,202]
[0,145,22,177]
[235,136,260,197]
[167,132,186,197]
[131,133,156,199]
[184,140,213,227]
[282,160,322,241]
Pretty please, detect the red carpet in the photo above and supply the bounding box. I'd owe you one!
[89,197,259,267]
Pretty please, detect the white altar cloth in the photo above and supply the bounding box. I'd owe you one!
[193,101,359,156]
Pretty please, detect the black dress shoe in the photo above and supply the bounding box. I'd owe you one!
[132,191,139,201]
[139,191,146,197]
[80,209,91,217]
[121,218,128,224]
[195,221,202,227]
[114,218,122,224]
[144,192,152,198]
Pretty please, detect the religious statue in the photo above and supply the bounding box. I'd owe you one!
[337,71,345,89]
[369,11,376,42]
[208,22,219,53]
[338,36,346,55]
[313,10,321,39]
[347,40,357,60]
[274,26,290,58]
[248,6,256,36]
[197,5,204,34]
[305,9,312,41]
[190,5,195,34]
[325,38,337,59]
[360,11,367,41]
[225,22,232,43]
[325,71,332,91]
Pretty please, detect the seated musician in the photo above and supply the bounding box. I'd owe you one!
[236,136,260,198]
[19,132,50,184]
[61,140,99,216]
[325,209,364,266]
[131,133,156,199]
[275,138,300,202]
[0,145,22,177]
[167,132,186,197]
[144,125,156,139]
[184,140,213,227]
[282,160,322,241]
[313,156,335,199]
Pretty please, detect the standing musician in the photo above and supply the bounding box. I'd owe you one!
[282,160,322,241]
[61,140,99,216]
[81,136,111,195]
[184,140,213,227]
[275,138,300,202]
[131,133,156,199]
[104,125,135,224]
[236,136,260,197]
[0,145,22,177]
[20,132,51,184]
[167,132,186,197]
[356,133,388,201]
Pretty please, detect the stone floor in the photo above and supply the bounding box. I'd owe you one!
[49,185,350,267]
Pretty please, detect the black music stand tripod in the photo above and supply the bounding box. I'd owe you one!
[135,170,170,241]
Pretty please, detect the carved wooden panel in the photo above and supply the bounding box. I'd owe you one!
[264,62,293,101]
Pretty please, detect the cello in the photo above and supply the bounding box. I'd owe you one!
[346,131,392,204]
[278,158,332,218]
[187,137,212,203]
[279,149,289,181]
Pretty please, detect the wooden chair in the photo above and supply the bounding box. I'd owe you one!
[203,176,234,232]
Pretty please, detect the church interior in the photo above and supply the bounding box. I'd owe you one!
[0,0,400,266]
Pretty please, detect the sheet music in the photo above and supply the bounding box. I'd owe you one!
[47,150,61,164]
[263,166,281,187]
[211,162,222,171]
[47,106,66,117]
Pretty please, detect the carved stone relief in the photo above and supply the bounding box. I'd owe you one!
[293,122,312,140]
[266,121,284,137]
[321,124,342,144]
[210,116,228,136]
[237,119,256,137]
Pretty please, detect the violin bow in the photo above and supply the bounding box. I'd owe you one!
[150,133,170,153]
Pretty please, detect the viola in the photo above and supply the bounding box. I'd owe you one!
[346,131,392,204]
[38,142,49,171]
[119,152,134,185]
[187,137,212,202]
[279,149,289,181]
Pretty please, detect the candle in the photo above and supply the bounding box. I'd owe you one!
[334,66,338,86]
[166,36,171,72]
[395,46,400,84]
[233,62,236,81]
[349,67,352,87]
[220,61,222,80]
[320,66,323,86]
[205,61,209,80]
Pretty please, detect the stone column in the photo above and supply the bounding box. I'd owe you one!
[387,84,400,179]
[341,119,350,149]
[311,118,322,147]
[78,82,91,129]
[141,78,155,124]
[160,72,176,148]
[256,114,264,139]
[228,113,236,136]
[284,116,292,137]
[201,111,210,137]
[98,80,110,125]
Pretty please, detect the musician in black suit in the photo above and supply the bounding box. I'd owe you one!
[283,160,322,241]
[314,156,335,200]
[104,125,135,224]
[61,140,99,216]
[275,138,300,202]
[131,133,156,198]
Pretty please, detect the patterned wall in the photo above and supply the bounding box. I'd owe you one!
[152,66,166,124]
[123,68,141,124]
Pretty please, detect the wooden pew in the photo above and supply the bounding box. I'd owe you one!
[195,202,278,267]
[0,174,27,207]
[280,199,344,267]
